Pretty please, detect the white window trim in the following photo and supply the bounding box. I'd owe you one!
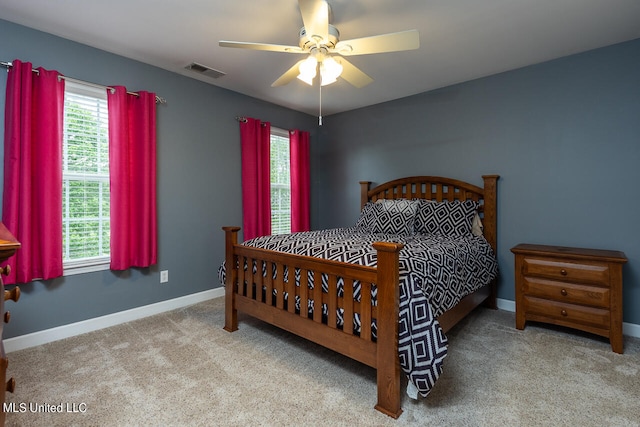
[62,80,111,275]
[270,127,291,235]
[64,258,110,276]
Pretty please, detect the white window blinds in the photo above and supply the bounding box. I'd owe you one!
[270,128,291,235]
[62,81,111,267]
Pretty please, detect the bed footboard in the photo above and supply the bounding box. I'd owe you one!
[222,226,404,418]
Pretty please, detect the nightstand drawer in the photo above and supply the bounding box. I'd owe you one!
[524,296,610,329]
[523,277,610,308]
[522,258,609,286]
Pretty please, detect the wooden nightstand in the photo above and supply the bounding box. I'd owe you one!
[0,223,20,427]
[511,244,627,353]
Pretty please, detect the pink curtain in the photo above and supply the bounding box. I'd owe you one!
[240,118,271,240]
[289,129,310,232]
[107,87,157,270]
[2,60,65,285]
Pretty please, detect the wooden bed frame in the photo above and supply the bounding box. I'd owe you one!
[223,175,499,418]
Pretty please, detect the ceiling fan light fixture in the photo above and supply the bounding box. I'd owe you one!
[320,74,337,86]
[297,56,318,85]
[320,56,343,86]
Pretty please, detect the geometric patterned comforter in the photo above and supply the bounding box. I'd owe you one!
[218,226,498,398]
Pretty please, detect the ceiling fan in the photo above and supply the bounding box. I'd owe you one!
[219,0,420,88]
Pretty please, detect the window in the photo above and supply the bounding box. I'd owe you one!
[62,81,110,273]
[270,128,290,235]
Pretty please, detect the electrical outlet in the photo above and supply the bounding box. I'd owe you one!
[160,270,169,283]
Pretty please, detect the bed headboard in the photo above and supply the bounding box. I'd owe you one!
[359,175,499,253]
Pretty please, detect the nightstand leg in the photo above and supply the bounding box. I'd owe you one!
[515,307,525,330]
[610,264,624,354]
[611,340,623,354]
[514,257,525,330]
[610,330,623,354]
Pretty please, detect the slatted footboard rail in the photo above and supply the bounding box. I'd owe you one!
[222,226,405,418]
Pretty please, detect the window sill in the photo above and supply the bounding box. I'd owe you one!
[63,258,110,276]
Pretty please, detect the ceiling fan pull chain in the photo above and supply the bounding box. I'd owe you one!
[319,83,323,126]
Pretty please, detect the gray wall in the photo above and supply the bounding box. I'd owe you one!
[0,20,317,338]
[314,38,640,326]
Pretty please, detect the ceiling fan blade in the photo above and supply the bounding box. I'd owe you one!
[271,59,306,87]
[219,40,304,54]
[298,0,329,44]
[335,57,373,88]
[334,29,420,56]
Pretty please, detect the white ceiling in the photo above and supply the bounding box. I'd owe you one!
[1,0,640,116]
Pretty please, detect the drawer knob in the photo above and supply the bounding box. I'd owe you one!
[4,286,20,302]
[561,289,568,296]
[0,264,10,276]
[561,309,568,317]
[3,311,10,323]
[560,269,567,276]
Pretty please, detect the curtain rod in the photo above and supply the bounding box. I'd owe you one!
[235,116,268,127]
[1,60,167,105]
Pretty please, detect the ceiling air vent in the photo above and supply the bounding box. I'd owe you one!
[185,62,226,79]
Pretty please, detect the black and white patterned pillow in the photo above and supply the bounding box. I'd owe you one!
[414,199,478,236]
[371,199,419,235]
[356,199,420,235]
[356,202,378,230]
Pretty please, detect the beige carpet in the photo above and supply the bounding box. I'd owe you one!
[4,297,639,427]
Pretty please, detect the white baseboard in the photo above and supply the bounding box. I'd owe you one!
[4,291,637,353]
[624,322,640,338]
[4,288,225,353]
[496,297,515,313]
[496,297,640,339]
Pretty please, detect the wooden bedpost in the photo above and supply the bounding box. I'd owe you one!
[222,226,241,332]
[481,175,499,254]
[360,181,371,210]
[372,241,404,419]
[482,175,499,310]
